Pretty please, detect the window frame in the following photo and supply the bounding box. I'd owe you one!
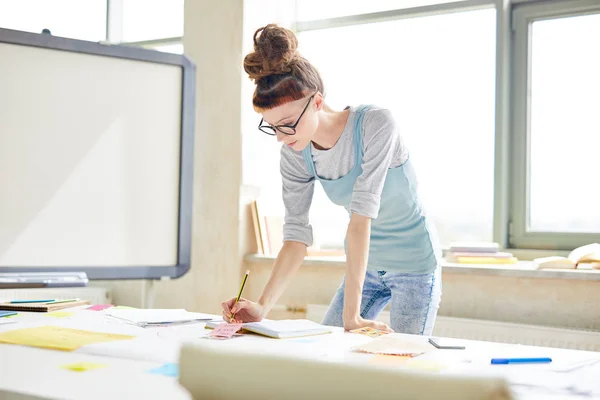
[510,0,600,250]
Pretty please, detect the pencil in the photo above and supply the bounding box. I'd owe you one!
[229,270,250,322]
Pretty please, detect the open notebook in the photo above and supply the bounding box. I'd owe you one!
[206,319,333,339]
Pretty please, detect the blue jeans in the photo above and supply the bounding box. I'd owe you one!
[322,267,442,335]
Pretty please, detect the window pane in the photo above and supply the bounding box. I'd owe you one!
[296,0,465,21]
[122,0,183,42]
[529,13,600,233]
[0,0,106,41]
[151,43,184,54]
[299,9,497,247]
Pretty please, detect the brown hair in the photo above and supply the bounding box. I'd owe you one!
[244,24,324,111]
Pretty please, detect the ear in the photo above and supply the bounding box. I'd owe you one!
[314,92,324,111]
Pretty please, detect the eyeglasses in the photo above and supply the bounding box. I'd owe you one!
[258,92,316,136]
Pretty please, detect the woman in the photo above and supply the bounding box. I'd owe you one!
[222,24,442,335]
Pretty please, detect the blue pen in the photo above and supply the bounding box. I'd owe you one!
[491,357,552,364]
[10,299,54,304]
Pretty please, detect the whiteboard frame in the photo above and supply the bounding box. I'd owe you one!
[0,28,195,280]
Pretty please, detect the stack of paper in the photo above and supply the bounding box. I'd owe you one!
[352,334,434,357]
[206,319,333,339]
[107,309,215,327]
[446,242,517,264]
[0,299,92,312]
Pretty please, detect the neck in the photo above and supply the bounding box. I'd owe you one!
[311,103,349,150]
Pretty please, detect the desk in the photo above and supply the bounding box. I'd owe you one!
[0,346,190,400]
[0,306,599,400]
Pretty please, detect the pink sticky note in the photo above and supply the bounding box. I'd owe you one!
[86,304,114,311]
[210,323,242,339]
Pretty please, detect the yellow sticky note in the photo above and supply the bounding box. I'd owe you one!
[0,325,134,351]
[46,312,73,318]
[62,362,107,372]
[368,355,411,367]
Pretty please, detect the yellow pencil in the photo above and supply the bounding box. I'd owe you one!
[229,270,250,322]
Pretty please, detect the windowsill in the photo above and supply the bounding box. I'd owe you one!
[244,254,600,281]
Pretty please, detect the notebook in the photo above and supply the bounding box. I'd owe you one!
[107,309,215,327]
[0,300,91,312]
[206,319,333,339]
[448,242,499,253]
[0,311,17,318]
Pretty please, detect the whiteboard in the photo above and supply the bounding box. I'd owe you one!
[0,29,195,279]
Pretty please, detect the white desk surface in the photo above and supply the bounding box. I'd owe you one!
[0,306,599,400]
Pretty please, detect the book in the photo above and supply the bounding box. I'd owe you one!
[250,197,345,257]
[445,250,517,264]
[0,311,17,318]
[206,319,333,339]
[254,197,271,255]
[249,200,264,254]
[307,249,346,257]
[451,257,518,265]
[533,243,600,270]
[449,242,500,253]
[106,309,215,327]
[447,251,514,259]
[265,215,284,255]
[0,299,91,312]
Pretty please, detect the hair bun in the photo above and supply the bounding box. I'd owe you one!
[244,24,299,81]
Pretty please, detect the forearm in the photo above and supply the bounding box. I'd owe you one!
[343,214,371,326]
[258,241,306,316]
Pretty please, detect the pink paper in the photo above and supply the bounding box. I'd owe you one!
[210,323,242,339]
[86,304,114,311]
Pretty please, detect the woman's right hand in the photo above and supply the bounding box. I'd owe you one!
[220,297,264,324]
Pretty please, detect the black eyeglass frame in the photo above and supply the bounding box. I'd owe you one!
[258,92,317,136]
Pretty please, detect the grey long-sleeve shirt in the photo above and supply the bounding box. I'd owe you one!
[281,106,409,247]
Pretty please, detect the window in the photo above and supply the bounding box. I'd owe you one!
[529,14,600,233]
[121,0,184,42]
[0,0,107,41]
[511,1,600,249]
[298,8,497,248]
[151,43,184,54]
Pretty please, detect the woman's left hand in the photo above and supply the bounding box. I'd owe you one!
[343,316,393,333]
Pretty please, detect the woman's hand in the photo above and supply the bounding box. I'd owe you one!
[220,297,264,324]
[343,316,393,333]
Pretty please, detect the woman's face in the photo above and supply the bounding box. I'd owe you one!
[261,92,320,151]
